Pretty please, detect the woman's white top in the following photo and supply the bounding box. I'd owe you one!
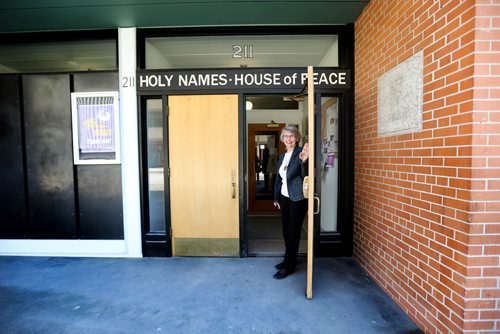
[279,151,293,198]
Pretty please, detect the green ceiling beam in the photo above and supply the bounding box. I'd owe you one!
[0,0,369,33]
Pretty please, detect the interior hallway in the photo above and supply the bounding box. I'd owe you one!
[247,215,307,256]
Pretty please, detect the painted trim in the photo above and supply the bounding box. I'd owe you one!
[119,27,142,257]
[0,240,130,257]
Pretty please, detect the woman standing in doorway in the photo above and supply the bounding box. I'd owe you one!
[273,125,309,279]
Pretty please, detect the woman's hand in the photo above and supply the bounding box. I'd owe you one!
[274,202,280,209]
[299,143,309,162]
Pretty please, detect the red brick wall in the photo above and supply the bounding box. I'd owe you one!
[354,1,500,333]
[465,1,500,332]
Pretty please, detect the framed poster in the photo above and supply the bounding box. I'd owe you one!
[71,92,120,164]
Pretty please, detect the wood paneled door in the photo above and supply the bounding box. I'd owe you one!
[168,95,239,256]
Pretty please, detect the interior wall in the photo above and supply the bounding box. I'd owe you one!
[246,108,303,135]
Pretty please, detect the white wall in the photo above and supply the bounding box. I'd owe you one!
[318,36,339,67]
[247,108,303,130]
[119,27,143,257]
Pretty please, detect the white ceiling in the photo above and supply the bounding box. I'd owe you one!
[0,34,338,73]
[146,35,339,69]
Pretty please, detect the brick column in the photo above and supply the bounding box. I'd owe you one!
[354,1,500,333]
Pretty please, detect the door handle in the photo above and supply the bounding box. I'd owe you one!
[231,170,236,199]
[303,176,309,198]
[314,196,320,215]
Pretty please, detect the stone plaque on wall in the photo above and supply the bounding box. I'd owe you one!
[378,51,423,136]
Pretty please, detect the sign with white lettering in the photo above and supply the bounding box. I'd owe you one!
[136,68,350,93]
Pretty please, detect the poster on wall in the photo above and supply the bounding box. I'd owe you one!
[71,92,120,164]
[78,104,115,153]
[321,97,339,170]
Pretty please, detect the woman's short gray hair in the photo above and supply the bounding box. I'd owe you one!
[280,125,301,142]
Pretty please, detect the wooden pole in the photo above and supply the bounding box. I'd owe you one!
[306,66,314,300]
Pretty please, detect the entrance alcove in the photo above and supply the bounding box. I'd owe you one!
[137,28,353,258]
[245,94,308,255]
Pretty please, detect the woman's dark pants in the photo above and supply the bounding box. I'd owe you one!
[280,196,308,272]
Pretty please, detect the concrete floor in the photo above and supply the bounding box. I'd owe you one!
[247,215,307,256]
[0,256,423,334]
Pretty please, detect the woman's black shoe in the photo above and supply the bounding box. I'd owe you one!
[273,268,293,279]
[274,262,285,270]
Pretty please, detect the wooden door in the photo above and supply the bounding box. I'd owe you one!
[306,66,316,299]
[168,95,239,256]
[247,123,285,213]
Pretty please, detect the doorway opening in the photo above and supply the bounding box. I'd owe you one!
[245,94,308,256]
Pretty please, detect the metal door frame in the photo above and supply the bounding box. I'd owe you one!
[138,86,353,258]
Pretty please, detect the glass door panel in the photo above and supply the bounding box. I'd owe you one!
[146,99,166,233]
[319,97,339,232]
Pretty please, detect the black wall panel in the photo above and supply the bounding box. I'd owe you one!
[23,75,76,238]
[73,72,119,92]
[0,75,26,237]
[77,165,123,239]
[73,72,123,239]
